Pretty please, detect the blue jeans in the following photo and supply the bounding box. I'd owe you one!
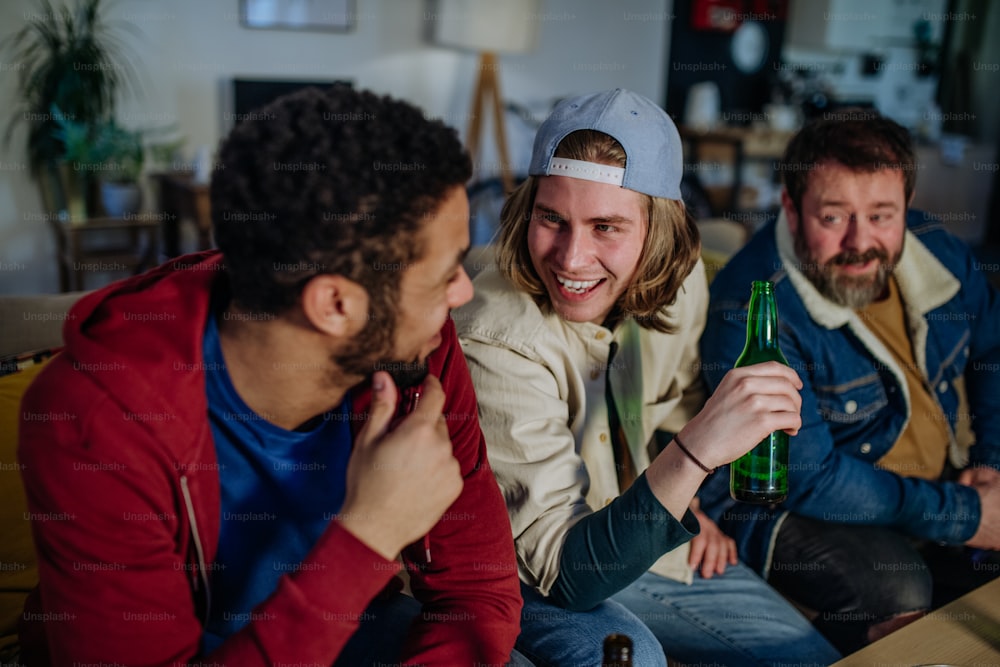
[334,592,533,666]
[517,564,841,667]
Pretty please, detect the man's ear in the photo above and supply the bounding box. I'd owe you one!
[300,274,369,338]
[781,188,799,235]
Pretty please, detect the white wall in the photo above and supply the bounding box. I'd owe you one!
[0,0,672,294]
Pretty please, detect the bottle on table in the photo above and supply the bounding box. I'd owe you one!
[730,280,790,504]
[602,633,633,666]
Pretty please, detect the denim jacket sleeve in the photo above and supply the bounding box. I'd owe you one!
[935,222,1000,470]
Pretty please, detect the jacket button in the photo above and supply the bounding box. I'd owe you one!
[600,433,608,443]
[938,381,948,393]
[844,400,858,415]
[860,443,872,454]
[596,331,607,341]
[591,369,601,380]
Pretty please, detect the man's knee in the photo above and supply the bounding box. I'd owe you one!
[771,516,934,614]
[867,609,926,644]
[770,516,933,654]
[858,559,933,617]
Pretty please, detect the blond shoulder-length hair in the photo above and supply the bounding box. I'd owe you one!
[494,130,701,333]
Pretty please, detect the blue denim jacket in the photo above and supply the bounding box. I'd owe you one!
[698,209,1000,575]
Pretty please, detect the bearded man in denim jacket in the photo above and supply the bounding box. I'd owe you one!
[699,110,1000,655]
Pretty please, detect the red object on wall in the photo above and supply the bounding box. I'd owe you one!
[751,0,788,21]
[690,0,788,31]
[690,0,743,31]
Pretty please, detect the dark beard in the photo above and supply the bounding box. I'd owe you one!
[330,292,429,391]
[334,339,429,391]
[794,235,901,309]
[373,358,429,391]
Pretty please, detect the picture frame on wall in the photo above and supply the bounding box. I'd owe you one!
[240,0,355,32]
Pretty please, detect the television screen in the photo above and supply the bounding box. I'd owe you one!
[230,78,352,124]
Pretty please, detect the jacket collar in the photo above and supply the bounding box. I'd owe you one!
[774,209,960,329]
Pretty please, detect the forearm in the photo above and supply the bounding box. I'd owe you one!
[645,437,714,519]
[401,462,521,665]
[786,456,982,545]
[893,477,981,544]
[549,473,698,611]
[403,331,521,665]
[234,524,401,659]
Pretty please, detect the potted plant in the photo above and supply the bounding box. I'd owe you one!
[3,0,139,215]
[51,112,147,219]
[93,120,145,218]
[48,105,97,222]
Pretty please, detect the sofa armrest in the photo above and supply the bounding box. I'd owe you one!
[0,292,89,359]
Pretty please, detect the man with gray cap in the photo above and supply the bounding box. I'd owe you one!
[455,89,840,665]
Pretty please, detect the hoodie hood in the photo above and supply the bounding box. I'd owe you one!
[62,250,226,455]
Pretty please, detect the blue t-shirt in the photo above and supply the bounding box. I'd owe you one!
[200,315,352,653]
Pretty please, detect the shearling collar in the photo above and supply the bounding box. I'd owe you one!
[773,209,968,467]
[774,209,960,330]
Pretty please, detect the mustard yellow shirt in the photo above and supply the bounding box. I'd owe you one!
[857,277,949,479]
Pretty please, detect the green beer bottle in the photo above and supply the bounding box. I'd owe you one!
[730,280,789,504]
[602,633,633,666]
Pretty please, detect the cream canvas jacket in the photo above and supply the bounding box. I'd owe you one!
[455,259,709,595]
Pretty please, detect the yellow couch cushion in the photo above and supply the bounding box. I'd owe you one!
[0,353,56,652]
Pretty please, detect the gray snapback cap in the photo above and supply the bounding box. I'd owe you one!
[528,88,683,200]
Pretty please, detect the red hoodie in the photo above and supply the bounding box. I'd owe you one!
[17,251,521,666]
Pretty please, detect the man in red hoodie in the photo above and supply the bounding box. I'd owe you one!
[17,85,523,666]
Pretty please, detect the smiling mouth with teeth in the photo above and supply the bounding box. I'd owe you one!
[556,274,602,294]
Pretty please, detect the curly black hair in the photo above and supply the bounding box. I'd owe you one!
[211,84,471,315]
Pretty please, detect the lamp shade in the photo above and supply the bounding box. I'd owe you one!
[431,0,540,54]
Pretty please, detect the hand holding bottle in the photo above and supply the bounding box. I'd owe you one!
[674,361,803,470]
[645,360,801,518]
[336,372,463,560]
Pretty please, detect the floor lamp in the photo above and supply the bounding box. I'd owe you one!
[432,0,539,195]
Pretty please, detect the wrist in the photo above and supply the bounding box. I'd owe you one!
[335,508,401,561]
[672,435,715,474]
[650,438,712,478]
[646,445,709,520]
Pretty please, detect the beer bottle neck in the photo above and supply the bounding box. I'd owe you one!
[736,281,787,368]
[744,286,780,351]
